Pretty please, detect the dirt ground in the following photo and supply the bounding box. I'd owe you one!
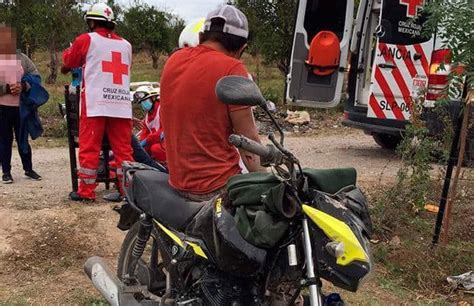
[0,128,463,305]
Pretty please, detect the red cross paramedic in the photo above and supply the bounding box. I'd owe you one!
[61,3,133,202]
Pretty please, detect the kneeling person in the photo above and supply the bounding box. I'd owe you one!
[134,86,166,164]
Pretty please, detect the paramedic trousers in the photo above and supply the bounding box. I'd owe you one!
[0,105,33,174]
[78,115,133,199]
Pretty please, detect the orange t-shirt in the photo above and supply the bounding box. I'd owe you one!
[160,45,249,194]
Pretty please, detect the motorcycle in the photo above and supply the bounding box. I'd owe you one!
[84,76,374,306]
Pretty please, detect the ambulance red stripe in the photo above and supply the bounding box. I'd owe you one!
[369,94,386,119]
[414,44,429,76]
[378,43,412,110]
[396,44,417,78]
[374,67,406,120]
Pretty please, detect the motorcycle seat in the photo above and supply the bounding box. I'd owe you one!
[131,170,205,231]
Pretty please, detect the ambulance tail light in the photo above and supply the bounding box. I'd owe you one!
[427,49,451,101]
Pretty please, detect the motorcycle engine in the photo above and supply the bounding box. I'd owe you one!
[199,268,257,306]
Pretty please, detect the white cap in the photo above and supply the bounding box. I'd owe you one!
[204,5,249,39]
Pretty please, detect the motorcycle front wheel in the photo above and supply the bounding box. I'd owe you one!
[117,221,167,296]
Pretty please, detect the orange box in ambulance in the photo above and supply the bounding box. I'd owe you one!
[286,0,472,161]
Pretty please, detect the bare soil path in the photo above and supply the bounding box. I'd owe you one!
[0,130,420,305]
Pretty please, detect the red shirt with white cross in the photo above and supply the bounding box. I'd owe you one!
[63,28,132,118]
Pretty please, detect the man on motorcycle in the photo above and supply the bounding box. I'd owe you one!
[160,5,264,202]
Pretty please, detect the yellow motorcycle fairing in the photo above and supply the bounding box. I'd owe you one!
[302,204,369,266]
[154,220,209,260]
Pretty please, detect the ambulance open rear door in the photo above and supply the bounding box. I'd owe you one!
[286,0,354,108]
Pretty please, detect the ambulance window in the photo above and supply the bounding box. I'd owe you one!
[304,0,347,43]
[379,0,430,45]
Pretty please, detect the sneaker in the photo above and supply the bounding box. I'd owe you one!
[2,173,13,184]
[25,170,42,181]
[69,191,95,202]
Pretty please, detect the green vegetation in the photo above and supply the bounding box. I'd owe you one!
[118,3,184,69]
[234,0,297,75]
[424,0,473,94]
[370,179,473,300]
[0,0,184,83]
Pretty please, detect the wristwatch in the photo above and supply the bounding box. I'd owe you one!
[5,84,11,95]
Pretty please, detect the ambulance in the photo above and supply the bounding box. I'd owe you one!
[286,0,472,159]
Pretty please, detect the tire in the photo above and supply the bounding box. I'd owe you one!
[372,133,402,150]
[117,222,166,295]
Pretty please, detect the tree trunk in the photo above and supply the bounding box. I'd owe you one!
[277,60,289,76]
[151,52,160,69]
[46,41,58,84]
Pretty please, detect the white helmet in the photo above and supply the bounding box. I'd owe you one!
[178,18,205,48]
[85,3,115,23]
[133,85,160,104]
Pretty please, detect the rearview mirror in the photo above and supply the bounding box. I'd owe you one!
[215,76,266,107]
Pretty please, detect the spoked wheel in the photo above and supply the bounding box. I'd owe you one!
[117,221,167,297]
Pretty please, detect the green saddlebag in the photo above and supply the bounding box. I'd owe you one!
[226,167,357,248]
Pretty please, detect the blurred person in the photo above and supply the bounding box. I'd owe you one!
[0,24,48,184]
[61,3,133,202]
[160,5,264,202]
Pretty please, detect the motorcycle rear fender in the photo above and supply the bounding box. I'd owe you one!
[154,220,210,260]
[302,204,369,266]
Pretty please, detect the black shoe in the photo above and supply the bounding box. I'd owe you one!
[69,191,95,202]
[25,170,42,181]
[103,192,123,202]
[2,173,13,184]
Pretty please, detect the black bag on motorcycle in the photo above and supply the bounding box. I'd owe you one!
[308,189,373,292]
[185,197,267,277]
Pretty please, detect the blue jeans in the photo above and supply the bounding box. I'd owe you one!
[131,135,167,173]
[0,105,33,174]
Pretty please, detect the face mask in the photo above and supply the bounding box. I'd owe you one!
[141,99,153,112]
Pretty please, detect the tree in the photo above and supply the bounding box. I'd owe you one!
[167,14,186,52]
[36,0,84,84]
[423,0,473,95]
[0,0,43,57]
[119,2,184,69]
[0,0,84,83]
[234,0,297,75]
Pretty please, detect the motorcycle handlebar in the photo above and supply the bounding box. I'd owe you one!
[229,134,283,166]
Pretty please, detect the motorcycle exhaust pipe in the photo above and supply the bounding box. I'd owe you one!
[84,256,129,306]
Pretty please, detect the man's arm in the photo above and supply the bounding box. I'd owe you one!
[61,34,90,74]
[18,53,40,94]
[230,107,266,172]
[20,53,39,75]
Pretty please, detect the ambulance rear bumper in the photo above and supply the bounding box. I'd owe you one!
[342,109,407,135]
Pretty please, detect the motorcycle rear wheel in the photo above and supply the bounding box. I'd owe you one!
[117,221,167,296]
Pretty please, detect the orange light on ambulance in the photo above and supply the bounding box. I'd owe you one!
[426,49,451,101]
